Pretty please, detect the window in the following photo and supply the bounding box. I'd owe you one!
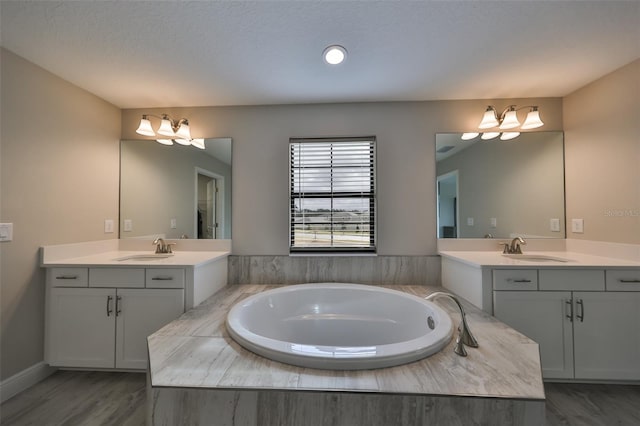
[289,137,376,252]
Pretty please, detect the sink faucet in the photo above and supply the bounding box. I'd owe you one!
[153,238,175,254]
[425,292,479,357]
[500,236,526,254]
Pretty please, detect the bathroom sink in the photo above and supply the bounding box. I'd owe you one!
[502,254,570,263]
[115,254,174,261]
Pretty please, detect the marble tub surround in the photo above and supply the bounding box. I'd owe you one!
[148,285,545,425]
[228,255,441,285]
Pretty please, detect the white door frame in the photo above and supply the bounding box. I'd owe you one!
[436,170,459,238]
[194,167,225,239]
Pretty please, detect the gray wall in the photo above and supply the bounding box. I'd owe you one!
[0,48,121,380]
[121,99,564,255]
[564,59,640,244]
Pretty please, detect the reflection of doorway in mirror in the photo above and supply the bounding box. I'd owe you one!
[196,168,225,239]
[437,170,459,238]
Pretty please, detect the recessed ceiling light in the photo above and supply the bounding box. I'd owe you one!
[323,45,347,65]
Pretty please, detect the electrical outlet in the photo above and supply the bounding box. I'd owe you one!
[550,218,560,232]
[124,219,133,232]
[490,218,497,228]
[571,218,584,233]
[467,217,474,226]
[0,223,13,242]
[170,218,177,229]
[104,219,114,233]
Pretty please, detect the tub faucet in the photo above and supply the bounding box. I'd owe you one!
[153,238,175,254]
[425,292,479,357]
[501,236,526,254]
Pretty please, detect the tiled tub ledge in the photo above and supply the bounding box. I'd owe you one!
[147,285,545,426]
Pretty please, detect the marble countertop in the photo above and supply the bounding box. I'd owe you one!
[148,285,545,401]
[41,250,229,268]
[439,250,640,269]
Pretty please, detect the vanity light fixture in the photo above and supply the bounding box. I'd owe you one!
[461,132,479,140]
[480,132,500,140]
[136,114,192,140]
[136,114,205,148]
[500,132,520,141]
[478,105,544,131]
[323,45,347,65]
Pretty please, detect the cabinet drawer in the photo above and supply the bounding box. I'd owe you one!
[493,270,538,290]
[539,269,605,291]
[89,268,144,288]
[606,269,640,291]
[146,268,185,289]
[50,268,88,287]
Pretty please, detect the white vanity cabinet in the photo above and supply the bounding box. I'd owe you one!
[493,268,640,380]
[45,267,185,370]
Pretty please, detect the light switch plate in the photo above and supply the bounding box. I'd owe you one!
[170,218,177,229]
[571,218,584,233]
[0,223,13,242]
[467,217,474,226]
[490,218,497,228]
[550,218,560,232]
[124,219,133,232]
[104,219,114,233]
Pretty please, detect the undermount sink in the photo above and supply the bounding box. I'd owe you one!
[115,254,174,261]
[502,254,570,263]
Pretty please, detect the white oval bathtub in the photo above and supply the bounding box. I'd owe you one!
[226,283,454,370]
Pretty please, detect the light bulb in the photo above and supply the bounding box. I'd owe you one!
[157,116,176,137]
[478,106,499,129]
[323,45,347,65]
[135,116,155,137]
[190,138,206,149]
[500,132,520,141]
[499,107,520,130]
[481,132,500,140]
[521,107,544,130]
[461,133,479,140]
[175,121,191,140]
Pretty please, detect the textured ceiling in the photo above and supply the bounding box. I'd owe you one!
[1,1,638,108]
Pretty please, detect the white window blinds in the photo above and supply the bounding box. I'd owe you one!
[289,137,376,252]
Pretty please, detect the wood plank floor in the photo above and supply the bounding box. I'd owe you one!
[1,371,639,425]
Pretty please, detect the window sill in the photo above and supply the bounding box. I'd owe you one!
[289,252,378,257]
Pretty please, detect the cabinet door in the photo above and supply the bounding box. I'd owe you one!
[494,291,574,379]
[573,292,640,380]
[48,288,116,368]
[115,289,185,369]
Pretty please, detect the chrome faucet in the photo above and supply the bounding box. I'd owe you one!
[425,292,479,357]
[153,238,175,254]
[501,236,526,254]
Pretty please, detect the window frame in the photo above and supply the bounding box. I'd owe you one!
[289,136,377,253]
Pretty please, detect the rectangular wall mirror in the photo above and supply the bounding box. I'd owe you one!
[436,132,565,239]
[120,138,232,239]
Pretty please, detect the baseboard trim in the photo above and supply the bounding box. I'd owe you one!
[0,362,57,403]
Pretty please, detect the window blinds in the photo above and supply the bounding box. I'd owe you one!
[289,137,376,252]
